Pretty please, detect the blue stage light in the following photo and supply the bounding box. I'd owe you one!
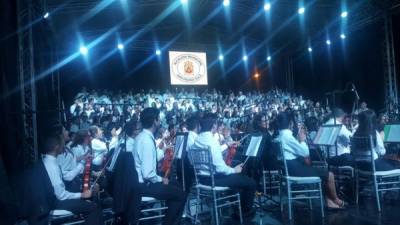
[298,7,305,15]
[156,49,161,55]
[223,0,230,7]
[267,56,271,61]
[308,47,312,52]
[118,44,124,50]
[340,34,346,39]
[80,46,88,55]
[326,40,331,45]
[181,0,188,4]
[264,3,271,11]
[341,11,348,18]
[219,54,224,60]
[243,55,248,61]
[43,12,49,19]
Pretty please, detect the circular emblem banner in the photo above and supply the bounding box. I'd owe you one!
[169,51,208,85]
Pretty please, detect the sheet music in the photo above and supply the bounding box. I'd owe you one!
[313,125,341,146]
[384,125,400,143]
[245,136,263,157]
[175,135,185,159]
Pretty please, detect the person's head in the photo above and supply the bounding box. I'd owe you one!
[124,120,142,138]
[73,129,91,146]
[140,107,161,131]
[356,110,377,136]
[332,108,345,122]
[186,116,200,133]
[49,123,69,143]
[89,125,103,139]
[42,134,64,155]
[360,102,367,109]
[276,112,294,131]
[304,116,319,132]
[199,113,218,133]
[253,113,269,132]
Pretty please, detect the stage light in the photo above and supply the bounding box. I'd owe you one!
[254,73,260,78]
[180,0,188,4]
[308,47,313,52]
[43,12,49,19]
[267,56,271,61]
[117,44,124,50]
[243,55,248,61]
[264,3,271,11]
[80,46,88,55]
[223,0,230,7]
[341,11,348,18]
[340,33,346,39]
[326,40,331,45]
[298,7,305,15]
[219,54,224,61]
[156,49,161,55]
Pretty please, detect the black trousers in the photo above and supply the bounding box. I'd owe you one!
[328,153,354,167]
[138,182,186,225]
[55,199,104,225]
[200,174,256,213]
[286,158,329,182]
[357,158,398,171]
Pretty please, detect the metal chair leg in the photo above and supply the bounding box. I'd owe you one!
[373,176,381,212]
[213,191,219,225]
[237,194,243,224]
[287,181,292,220]
[319,182,324,218]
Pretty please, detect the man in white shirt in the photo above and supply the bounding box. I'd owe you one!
[324,108,354,166]
[134,108,186,225]
[42,133,103,225]
[190,113,256,218]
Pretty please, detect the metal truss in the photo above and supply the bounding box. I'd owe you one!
[383,14,398,110]
[17,0,39,164]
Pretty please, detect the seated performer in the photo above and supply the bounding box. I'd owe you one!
[276,112,346,209]
[133,108,186,225]
[353,110,400,170]
[42,133,104,225]
[190,113,256,218]
[324,108,354,166]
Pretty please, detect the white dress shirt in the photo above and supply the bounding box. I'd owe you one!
[57,150,84,182]
[187,131,197,150]
[134,129,162,183]
[324,118,352,157]
[42,154,81,200]
[91,138,107,166]
[190,131,235,175]
[373,131,386,160]
[277,129,310,160]
[71,144,89,161]
[213,132,228,152]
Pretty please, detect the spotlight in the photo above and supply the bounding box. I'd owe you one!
[341,11,348,18]
[308,47,313,52]
[117,44,124,50]
[326,40,331,45]
[43,12,49,19]
[80,46,88,55]
[223,0,230,7]
[243,55,248,61]
[267,56,271,61]
[254,73,260,78]
[156,49,161,55]
[340,34,346,39]
[298,7,305,15]
[180,0,188,4]
[219,54,224,61]
[264,3,271,11]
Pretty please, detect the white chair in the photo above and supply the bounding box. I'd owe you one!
[49,210,84,225]
[137,196,168,224]
[351,135,400,212]
[188,147,243,225]
[275,141,324,220]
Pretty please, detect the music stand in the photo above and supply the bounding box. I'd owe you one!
[383,124,400,143]
[313,125,342,146]
[243,135,263,163]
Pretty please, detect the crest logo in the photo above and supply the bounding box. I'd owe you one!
[184,61,194,75]
[171,54,205,83]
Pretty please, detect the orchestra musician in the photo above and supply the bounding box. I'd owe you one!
[190,113,256,219]
[134,108,186,225]
[354,110,400,170]
[276,112,346,209]
[324,108,354,167]
[41,131,104,225]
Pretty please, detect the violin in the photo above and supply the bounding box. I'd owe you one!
[82,145,93,193]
